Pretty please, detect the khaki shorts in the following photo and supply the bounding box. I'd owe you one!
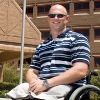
[6,83,72,100]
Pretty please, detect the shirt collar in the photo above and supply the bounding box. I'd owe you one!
[47,28,70,40]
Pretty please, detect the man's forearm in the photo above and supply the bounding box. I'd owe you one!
[26,69,38,83]
[48,62,88,88]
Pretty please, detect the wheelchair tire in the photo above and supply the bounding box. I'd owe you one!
[69,85,100,100]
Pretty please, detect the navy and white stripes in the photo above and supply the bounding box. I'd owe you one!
[30,28,90,87]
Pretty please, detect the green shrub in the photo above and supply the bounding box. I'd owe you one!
[0,90,9,97]
[0,82,17,97]
[3,62,29,84]
[3,63,19,84]
[0,82,17,91]
[0,63,29,97]
[90,70,100,100]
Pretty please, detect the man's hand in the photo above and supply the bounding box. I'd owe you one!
[29,79,47,94]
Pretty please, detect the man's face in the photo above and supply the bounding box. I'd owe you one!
[47,5,68,31]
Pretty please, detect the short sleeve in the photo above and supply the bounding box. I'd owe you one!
[70,36,90,65]
[30,45,41,71]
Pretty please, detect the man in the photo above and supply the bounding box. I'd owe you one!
[6,4,90,100]
[26,4,90,99]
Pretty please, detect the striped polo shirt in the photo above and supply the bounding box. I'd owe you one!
[30,28,90,87]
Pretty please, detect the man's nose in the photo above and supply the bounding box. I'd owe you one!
[54,15,58,19]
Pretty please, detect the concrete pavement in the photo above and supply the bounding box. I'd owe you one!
[0,98,11,100]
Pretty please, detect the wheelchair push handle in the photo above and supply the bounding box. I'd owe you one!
[86,70,98,84]
[91,71,98,76]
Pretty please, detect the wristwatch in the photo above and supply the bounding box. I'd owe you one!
[43,79,49,88]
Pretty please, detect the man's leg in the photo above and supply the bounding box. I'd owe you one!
[44,85,72,100]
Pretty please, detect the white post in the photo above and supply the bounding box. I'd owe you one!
[19,0,26,84]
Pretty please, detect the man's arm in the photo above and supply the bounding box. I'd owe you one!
[48,62,88,88]
[26,68,47,94]
[26,68,39,83]
[26,62,88,94]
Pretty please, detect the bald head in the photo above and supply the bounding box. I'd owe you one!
[49,4,67,15]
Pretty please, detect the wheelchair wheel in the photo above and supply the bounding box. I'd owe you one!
[69,85,100,100]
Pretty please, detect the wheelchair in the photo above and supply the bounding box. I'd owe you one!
[64,70,100,100]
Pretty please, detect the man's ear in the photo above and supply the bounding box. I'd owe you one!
[66,15,69,23]
[47,16,50,22]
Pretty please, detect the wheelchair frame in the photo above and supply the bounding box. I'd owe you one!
[69,84,100,100]
[64,71,100,100]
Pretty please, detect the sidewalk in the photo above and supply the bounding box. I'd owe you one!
[0,98,11,100]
